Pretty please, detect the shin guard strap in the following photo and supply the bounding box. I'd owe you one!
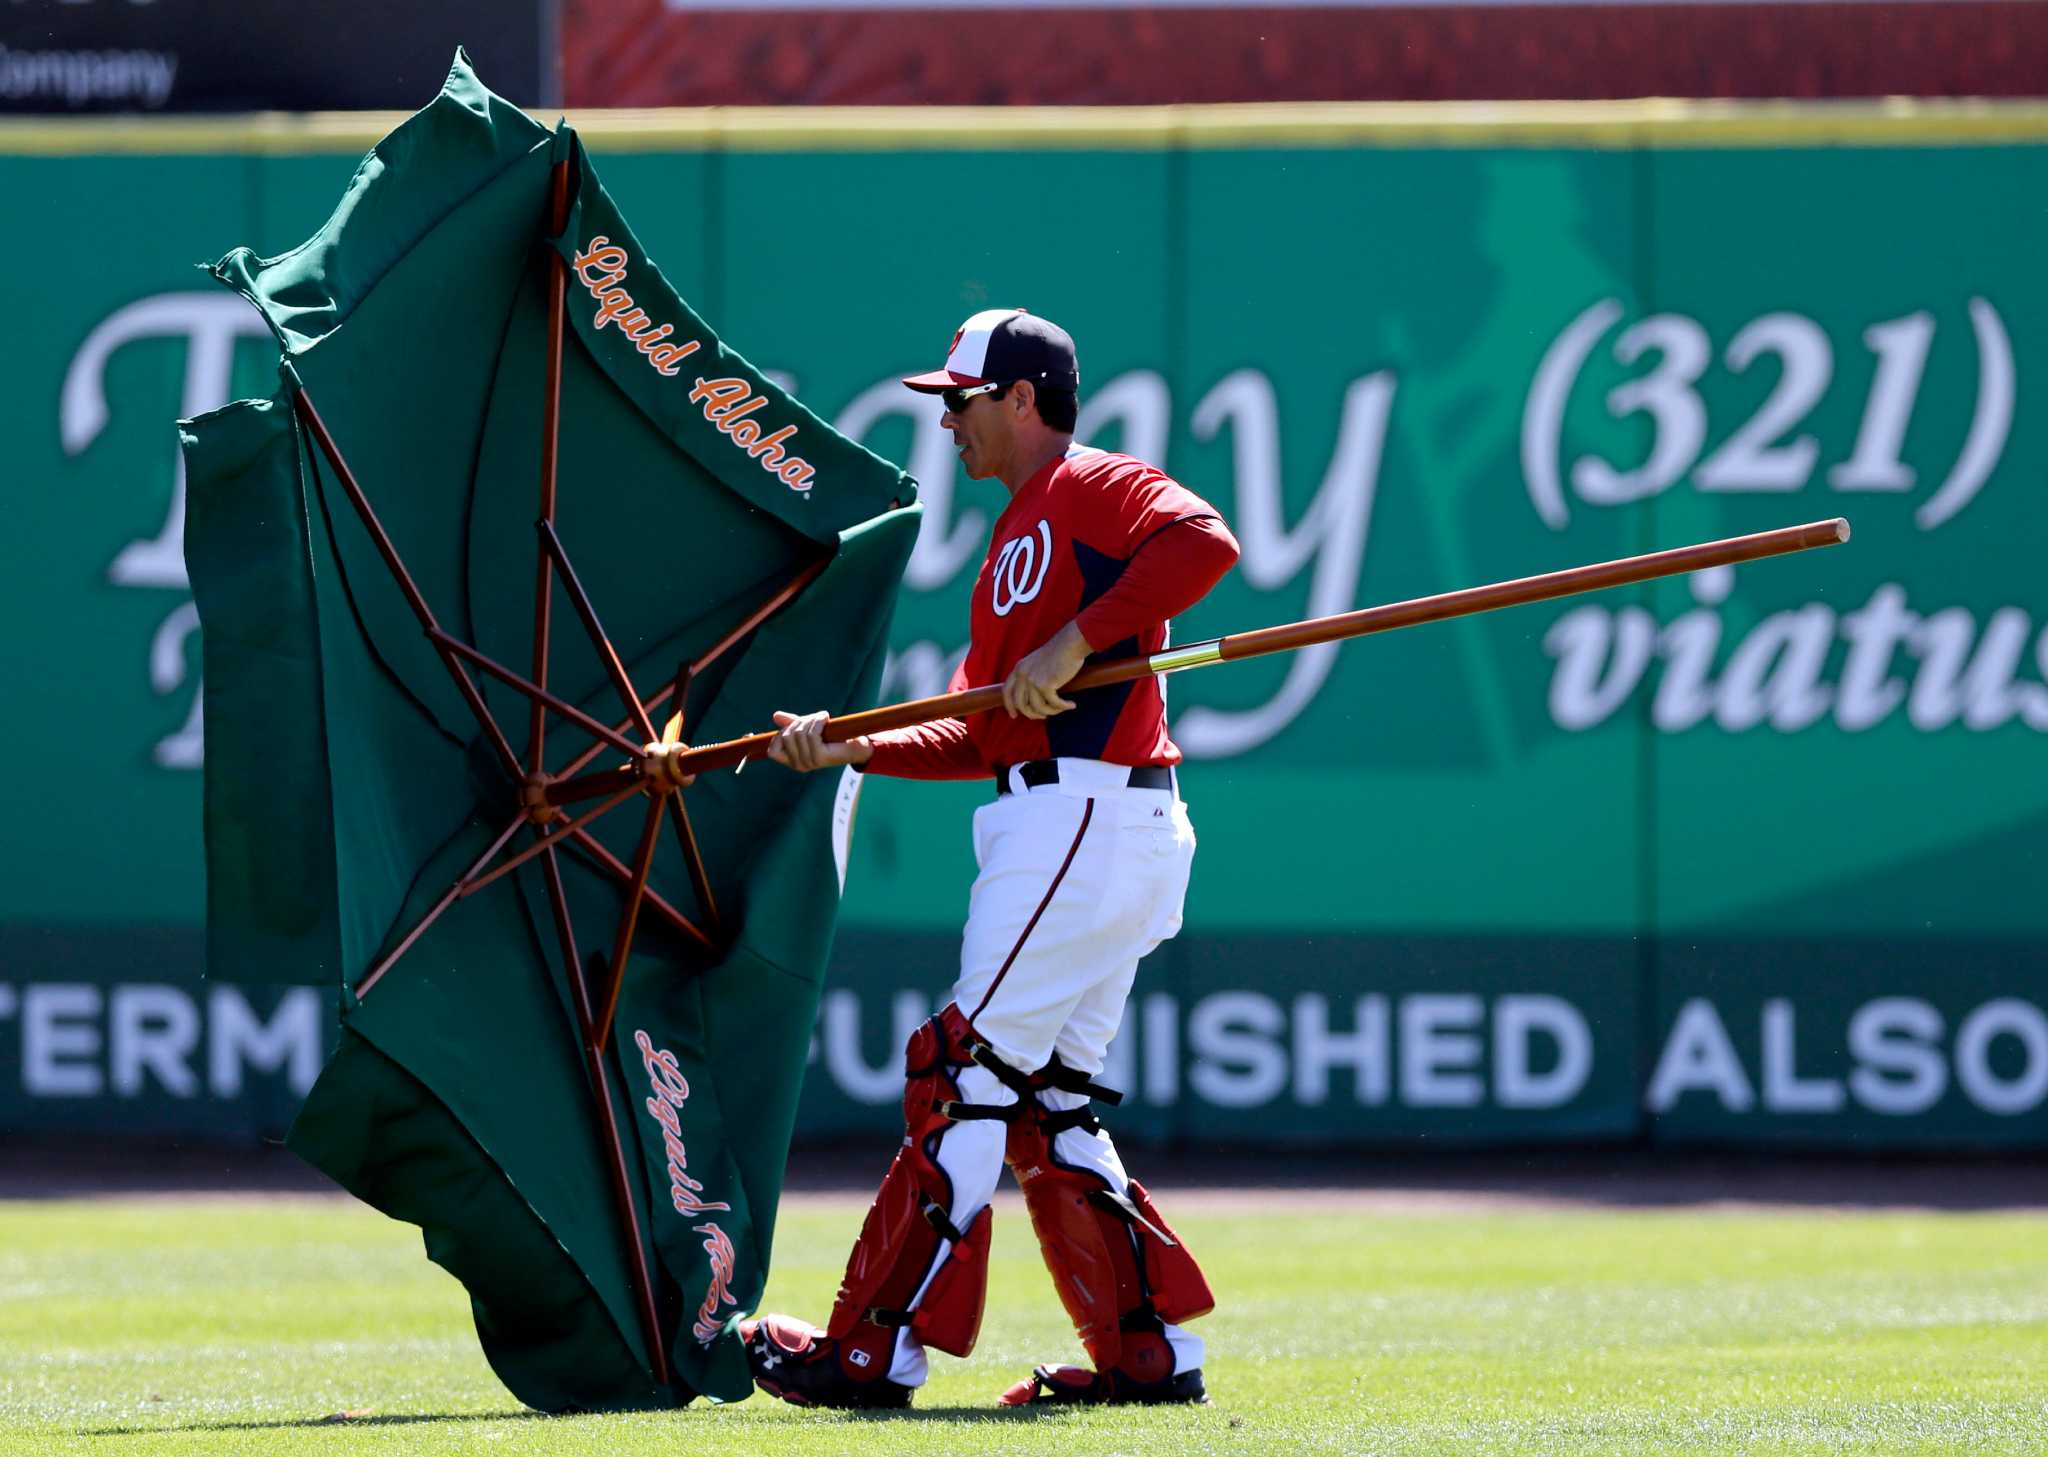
[1038,1056,1125,1105]
[935,1099,1020,1123]
[1087,1187,1177,1247]
[1039,1106,1102,1136]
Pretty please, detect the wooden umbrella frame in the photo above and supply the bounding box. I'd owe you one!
[285,161,832,1389]
[281,158,1854,1393]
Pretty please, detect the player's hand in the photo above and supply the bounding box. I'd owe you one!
[1003,621,1092,720]
[766,710,873,773]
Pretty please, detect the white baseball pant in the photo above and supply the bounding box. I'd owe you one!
[889,757,1201,1386]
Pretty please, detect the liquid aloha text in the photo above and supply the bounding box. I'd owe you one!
[633,1030,741,1345]
[574,238,816,495]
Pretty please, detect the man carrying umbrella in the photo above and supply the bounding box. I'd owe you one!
[745,308,1240,1409]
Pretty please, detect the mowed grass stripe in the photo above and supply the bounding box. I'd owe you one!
[0,1198,2042,1455]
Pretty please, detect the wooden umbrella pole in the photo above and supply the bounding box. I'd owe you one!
[528,158,573,773]
[641,517,1848,782]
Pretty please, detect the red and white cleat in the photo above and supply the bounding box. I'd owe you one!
[998,1362,1209,1406]
[740,1314,913,1411]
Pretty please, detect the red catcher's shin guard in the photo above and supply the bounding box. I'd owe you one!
[825,1007,996,1368]
[1008,1109,1215,1376]
[1125,1180,1214,1323]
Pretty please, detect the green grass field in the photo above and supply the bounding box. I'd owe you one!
[2,1192,2043,1456]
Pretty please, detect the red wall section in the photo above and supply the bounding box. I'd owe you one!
[564,2,2048,107]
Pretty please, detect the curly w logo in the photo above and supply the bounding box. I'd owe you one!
[990,519,1053,617]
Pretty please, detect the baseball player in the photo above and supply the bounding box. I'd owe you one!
[742,308,1240,1409]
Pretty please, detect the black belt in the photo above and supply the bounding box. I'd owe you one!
[993,760,1175,795]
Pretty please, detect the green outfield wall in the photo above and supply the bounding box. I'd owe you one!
[4,103,2045,1149]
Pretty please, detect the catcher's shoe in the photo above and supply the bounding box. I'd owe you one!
[740,1314,913,1410]
[998,1362,1209,1407]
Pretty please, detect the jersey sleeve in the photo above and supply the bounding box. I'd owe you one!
[1073,513,1241,651]
[1082,454,1224,557]
[862,718,990,780]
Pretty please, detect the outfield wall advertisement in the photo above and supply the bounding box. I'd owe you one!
[3,108,2044,1149]
[0,0,547,113]
[8,938,2044,1148]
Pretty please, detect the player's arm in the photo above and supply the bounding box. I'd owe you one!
[1072,513,1240,647]
[1004,514,1241,721]
[863,718,989,779]
[768,711,991,780]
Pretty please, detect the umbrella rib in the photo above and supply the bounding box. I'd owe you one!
[536,840,673,1388]
[593,796,667,1056]
[354,814,526,999]
[538,842,596,1031]
[430,629,646,762]
[665,795,722,939]
[540,521,659,746]
[551,553,834,784]
[294,387,524,782]
[660,660,722,937]
[461,783,644,898]
[529,545,557,774]
[567,827,716,954]
[688,553,831,678]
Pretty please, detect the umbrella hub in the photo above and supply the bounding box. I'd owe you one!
[640,741,695,795]
[520,772,564,824]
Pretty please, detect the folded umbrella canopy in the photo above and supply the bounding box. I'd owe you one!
[181,54,918,1409]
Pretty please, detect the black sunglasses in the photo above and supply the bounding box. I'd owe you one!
[940,381,1006,414]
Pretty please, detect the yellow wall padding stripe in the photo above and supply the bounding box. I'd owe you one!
[6,98,2048,157]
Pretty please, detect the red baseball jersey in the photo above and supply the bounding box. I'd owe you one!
[867,446,1238,778]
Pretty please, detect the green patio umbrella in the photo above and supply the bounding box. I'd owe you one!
[181,54,918,1410]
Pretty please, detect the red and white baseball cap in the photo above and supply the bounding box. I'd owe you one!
[902,308,1080,393]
